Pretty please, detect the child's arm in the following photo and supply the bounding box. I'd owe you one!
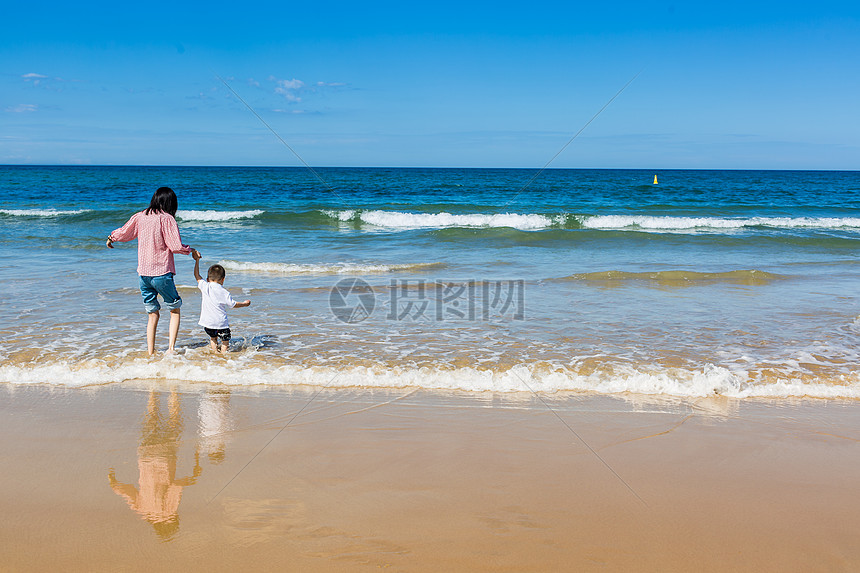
[234,300,251,308]
[192,250,202,281]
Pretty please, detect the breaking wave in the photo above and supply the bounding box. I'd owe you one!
[322,209,565,230]
[321,210,860,233]
[218,260,446,275]
[176,209,264,221]
[2,358,859,399]
[581,215,860,230]
[0,208,90,217]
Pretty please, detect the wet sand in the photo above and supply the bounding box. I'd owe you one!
[1,383,859,572]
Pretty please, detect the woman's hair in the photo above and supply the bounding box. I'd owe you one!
[145,186,178,217]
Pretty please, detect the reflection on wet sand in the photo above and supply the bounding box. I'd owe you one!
[3,385,859,571]
[108,390,202,541]
[198,389,233,464]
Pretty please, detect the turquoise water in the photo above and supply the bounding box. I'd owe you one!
[2,166,860,397]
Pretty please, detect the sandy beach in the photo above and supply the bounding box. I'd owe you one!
[6,0,860,566]
[1,383,858,572]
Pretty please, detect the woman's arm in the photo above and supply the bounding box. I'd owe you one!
[161,214,192,255]
[107,212,140,246]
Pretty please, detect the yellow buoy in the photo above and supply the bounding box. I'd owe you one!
[653,174,658,185]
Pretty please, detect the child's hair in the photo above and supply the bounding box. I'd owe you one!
[145,186,178,217]
[207,264,226,282]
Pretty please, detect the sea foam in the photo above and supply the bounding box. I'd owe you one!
[218,260,445,275]
[176,209,264,221]
[0,208,90,217]
[323,210,562,230]
[582,215,860,230]
[2,359,859,399]
[321,211,860,232]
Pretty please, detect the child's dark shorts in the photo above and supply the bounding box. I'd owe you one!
[203,327,231,342]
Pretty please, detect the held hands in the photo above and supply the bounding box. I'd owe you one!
[191,249,203,281]
[106,236,114,249]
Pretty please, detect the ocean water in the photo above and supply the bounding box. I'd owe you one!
[2,165,860,398]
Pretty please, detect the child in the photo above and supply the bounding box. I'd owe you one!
[193,252,251,353]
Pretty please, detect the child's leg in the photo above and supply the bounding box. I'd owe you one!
[167,309,181,353]
[203,328,219,352]
[219,329,231,354]
[146,312,160,356]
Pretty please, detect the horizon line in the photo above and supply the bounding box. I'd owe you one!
[1,164,858,173]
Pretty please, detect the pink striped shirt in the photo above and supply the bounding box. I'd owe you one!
[110,211,192,276]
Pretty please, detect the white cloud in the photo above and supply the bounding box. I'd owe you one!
[5,104,37,113]
[22,73,49,86]
[269,77,306,102]
[276,78,304,90]
[21,72,69,89]
[267,76,346,106]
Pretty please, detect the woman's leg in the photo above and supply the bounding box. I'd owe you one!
[140,276,161,355]
[167,309,181,353]
[147,312,160,355]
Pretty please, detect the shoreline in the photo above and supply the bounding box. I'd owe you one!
[2,383,859,571]
[5,358,860,399]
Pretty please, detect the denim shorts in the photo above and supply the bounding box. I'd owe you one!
[139,273,182,313]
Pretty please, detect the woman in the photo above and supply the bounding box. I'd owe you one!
[107,187,200,355]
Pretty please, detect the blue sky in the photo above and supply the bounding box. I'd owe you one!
[2,1,859,168]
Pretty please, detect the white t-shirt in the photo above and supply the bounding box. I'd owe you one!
[197,280,237,329]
